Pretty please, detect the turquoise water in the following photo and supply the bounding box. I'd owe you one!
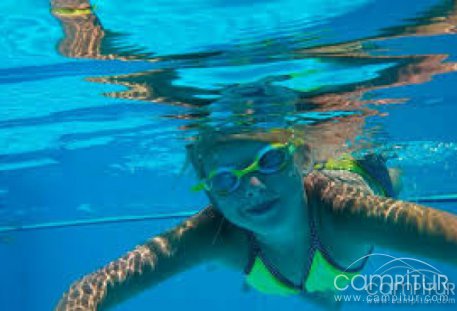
[1,0,457,310]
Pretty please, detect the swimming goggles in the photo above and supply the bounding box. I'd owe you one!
[192,143,296,195]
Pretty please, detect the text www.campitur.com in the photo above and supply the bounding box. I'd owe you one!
[334,294,456,304]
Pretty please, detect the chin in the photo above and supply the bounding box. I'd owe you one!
[252,221,289,238]
[247,208,289,236]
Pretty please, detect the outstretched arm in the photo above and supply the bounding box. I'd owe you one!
[306,171,457,266]
[55,207,229,311]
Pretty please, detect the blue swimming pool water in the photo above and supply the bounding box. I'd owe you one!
[1,0,456,310]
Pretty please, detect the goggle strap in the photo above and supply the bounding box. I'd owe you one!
[191,182,207,192]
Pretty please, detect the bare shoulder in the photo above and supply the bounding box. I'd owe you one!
[304,169,371,236]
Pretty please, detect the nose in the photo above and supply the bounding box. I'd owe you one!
[245,176,266,198]
[250,176,264,187]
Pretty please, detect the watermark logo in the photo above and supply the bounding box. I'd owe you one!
[333,253,456,305]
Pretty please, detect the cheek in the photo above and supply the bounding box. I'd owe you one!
[208,193,240,219]
[210,192,259,228]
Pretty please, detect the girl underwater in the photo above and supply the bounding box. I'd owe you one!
[55,127,457,310]
[49,1,457,310]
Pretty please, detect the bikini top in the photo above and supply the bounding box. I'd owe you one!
[244,210,374,296]
[243,154,390,296]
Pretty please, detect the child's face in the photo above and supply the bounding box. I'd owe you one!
[194,139,307,235]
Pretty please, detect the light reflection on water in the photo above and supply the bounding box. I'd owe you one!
[1,2,457,311]
[0,0,457,224]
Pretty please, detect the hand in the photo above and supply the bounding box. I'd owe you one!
[51,0,91,9]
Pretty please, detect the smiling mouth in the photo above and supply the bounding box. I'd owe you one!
[245,198,280,215]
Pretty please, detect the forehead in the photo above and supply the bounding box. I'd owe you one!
[198,140,270,171]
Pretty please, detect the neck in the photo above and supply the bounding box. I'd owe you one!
[255,194,309,254]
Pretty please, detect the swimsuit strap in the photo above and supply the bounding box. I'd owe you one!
[244,161,380,296]
[244,230,302,288]
[303,197,374,293]
[244,230,260,274]
[244,229,303,295]
[244,199,321,290]
[307,190,323,250]
[307,188,373,272]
